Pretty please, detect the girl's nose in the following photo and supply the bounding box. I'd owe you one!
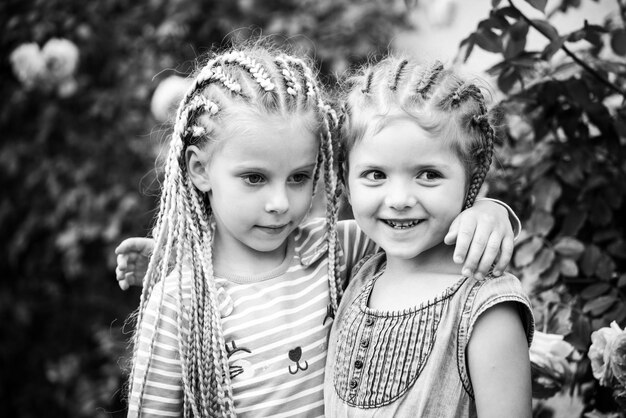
[265,186,290,214]
[384,181,417,210]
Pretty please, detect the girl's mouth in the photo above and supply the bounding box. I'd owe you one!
[257,224,289,234]
[382,219,422,229]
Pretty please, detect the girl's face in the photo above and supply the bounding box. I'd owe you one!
[197,114,319,266]
[347,118,467,261]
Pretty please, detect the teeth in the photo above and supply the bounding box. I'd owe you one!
[384,220,421,229]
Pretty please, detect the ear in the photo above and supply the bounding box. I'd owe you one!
[186,145,212,192]
[341,162,351,204]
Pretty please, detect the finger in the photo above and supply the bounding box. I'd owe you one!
[474,232,503,278]
[453,216,477,265]
[119,278,130,291]
[116,265,125,281]
[444,217,459,246]
[115,237,153,255]
[461,221,492,279]
[117,254,128,270]
[493,233,514,276]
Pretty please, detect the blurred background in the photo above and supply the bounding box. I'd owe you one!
[1,0,625,416]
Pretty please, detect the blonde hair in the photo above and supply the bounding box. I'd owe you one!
[129,44,341,417]
[339,57,496,209]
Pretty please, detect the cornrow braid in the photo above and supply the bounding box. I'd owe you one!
[196,65,243,95]
[274,55,302,97]
[415,60,444,99]
[361,70,374,94]
[222,50,275,91]
[389,59,408,91]
[465,113,494,209]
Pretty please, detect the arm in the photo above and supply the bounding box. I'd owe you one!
[444,199,517,280]
[467,302,532,418]
[127,285,184,417]
[115,237,154,290]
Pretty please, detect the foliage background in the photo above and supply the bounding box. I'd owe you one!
[1,0,624,417]
[0,0,412,416]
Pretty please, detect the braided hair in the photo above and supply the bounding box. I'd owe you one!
[338,57,496,209]
[128,45,341,417]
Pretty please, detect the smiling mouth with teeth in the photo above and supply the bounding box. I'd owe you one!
[383,219,422,229]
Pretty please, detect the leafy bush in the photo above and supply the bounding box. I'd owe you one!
[0,0,414,416]
[460,0,626,416]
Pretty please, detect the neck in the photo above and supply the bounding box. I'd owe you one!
[384,242,460,279]
[212,232,289,276]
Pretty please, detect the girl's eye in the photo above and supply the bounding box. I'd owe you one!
[242,174,265,185]
[363,170,386,181]
[418,170,442,181]
[290,173,311,184]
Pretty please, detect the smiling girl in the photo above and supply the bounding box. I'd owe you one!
[325,58,534,417]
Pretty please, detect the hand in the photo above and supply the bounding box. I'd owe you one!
[444,200,514,280]
[115,237,154,290]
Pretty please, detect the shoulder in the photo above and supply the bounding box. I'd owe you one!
[144,269,193,318]
[343,252,385,296]
[463,273,534,346]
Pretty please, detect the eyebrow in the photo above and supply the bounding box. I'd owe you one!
[231,162,317,172]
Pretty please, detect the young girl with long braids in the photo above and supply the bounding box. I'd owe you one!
[324,58,534,417]
[122,44,520,418]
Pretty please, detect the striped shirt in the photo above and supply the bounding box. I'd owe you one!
[128,218,376,417]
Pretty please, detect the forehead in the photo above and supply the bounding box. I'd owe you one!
[351,118,459,165]
[216,113,319,165]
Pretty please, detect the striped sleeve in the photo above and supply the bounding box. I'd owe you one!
[127,280,186,418]
[336,219,379,279]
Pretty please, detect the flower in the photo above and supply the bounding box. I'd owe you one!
[588,321,623,386]
[10,43,46,89]
[529,331,577,399]
[150,75,190,122]
[42,38,80,83]
[609,331,626,387]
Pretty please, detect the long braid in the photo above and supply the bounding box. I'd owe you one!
[296,59,342,310]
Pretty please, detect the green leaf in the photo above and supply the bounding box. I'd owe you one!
[474,27,503,53]
[497,66,520,93]
[527,247,555,276]
[514,236,544,267]
[559,258,578,277]
[582,295,617,316]
[526,210,554,236]
[541,36,566,60]
[524,0,547,12]
[589,198,612,227]
[539,261,561,287]
[580,283,611,300]
[611,29,626,56]
[553,237,585,258]
[603,303,626,324]
[608,239,626,259]
[532,177,562,212]
[559,209,587,236]
[531,19,559,41]
[567,309,591,351]
[459,35,476,62]
[580,244,602,277]
[595,253,615,281]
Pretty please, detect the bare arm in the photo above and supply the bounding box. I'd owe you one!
[467,302,532,418]
[444,199,516,280]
